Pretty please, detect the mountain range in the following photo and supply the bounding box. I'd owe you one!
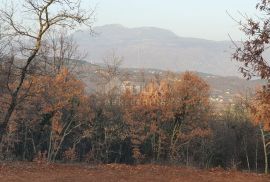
[72,24,239,76]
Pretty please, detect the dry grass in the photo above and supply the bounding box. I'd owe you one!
[0,162,269,182]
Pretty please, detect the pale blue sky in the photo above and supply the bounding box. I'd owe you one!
[86,0,259,41]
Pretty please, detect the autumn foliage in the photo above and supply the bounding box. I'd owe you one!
[250,88,270,131]
[120,72,211,163]
[0,61,268,171]
[0,66,213,165]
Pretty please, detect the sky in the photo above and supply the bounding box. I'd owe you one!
[85,0,259,41]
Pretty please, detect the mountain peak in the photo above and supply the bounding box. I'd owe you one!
[97,24,126,29]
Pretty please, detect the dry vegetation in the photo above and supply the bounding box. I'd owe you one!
[0,163,269,182]
[1,0,270,181]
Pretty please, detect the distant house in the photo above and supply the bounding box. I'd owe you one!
[99,77,146,95]
[120,80,145,94]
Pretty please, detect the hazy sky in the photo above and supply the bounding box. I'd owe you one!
[86,0,259,41]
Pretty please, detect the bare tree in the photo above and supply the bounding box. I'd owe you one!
[39,28,87,75]
[93,52,126,95]
[0,0,94,143]
[98,51,124,83]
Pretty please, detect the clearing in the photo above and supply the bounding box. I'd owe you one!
[0,162,269,182]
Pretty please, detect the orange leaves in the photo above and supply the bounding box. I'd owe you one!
[250,87,270,131]
[51,111,63,134]
[121,72,211,161]
[123,71,211,131]
[173,72,210,109]
[31,67,85,114]
[132,147,144,161]
[178,128,212,142]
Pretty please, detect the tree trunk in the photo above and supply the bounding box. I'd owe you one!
[186,143,190,166]
[255,131,258,173]
[22,123,28,160]
[245,150,250,172]
[243,137,250,172]
[47,130,53,162]
[0,98,16,143]
[0,50,39,144]
[157,136,161,161]
[260,124,268,174]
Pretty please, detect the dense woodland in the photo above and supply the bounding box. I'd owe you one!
[0,55,268,172]
[0,0,270,175]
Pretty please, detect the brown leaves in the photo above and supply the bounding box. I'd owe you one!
[30,67,85,114]
[250,87,270,131]
[234,0,270,80]
[121,72,211,161]
[51,111,63,134]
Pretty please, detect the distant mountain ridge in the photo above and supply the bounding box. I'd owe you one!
[73,24,239,76]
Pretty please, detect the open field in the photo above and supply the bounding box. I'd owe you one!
[0,163,269,182]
